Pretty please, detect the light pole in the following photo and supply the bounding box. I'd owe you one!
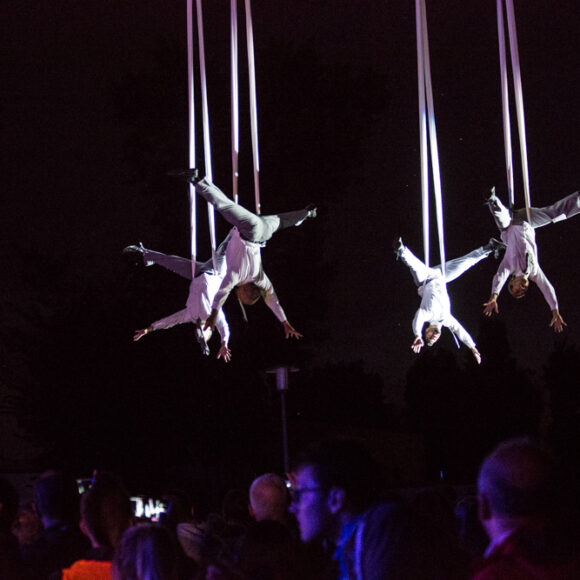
[266,365,298,474]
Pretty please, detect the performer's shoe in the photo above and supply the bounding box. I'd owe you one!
[393,236,404,260]
[306,204,317,219]
[123,243,153,266]
[195,319,210,356]
[484,237,506,259]
[483,186,500,211]
[168,168,201,184]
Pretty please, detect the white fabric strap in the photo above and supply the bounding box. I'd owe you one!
[416,0,429,268]
[245,0,261,215]
[505,0,531,222]
[196,0,218,269]
[187,0,197,277]
[497,0,531,222]
[416,0,446,278]
[230,0,240,204]
[496,0,515,210]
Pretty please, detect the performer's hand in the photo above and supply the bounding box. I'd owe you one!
[471,347,482,365]
[411,336,424,353]
[133,328,150,342]
[550,310,567,333]
[483,295,499,316]
[283,320,303,339]
[204,309,218,331]
[217,343,232,363]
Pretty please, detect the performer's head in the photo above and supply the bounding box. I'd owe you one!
[508,275,529,299]
[236,283,262,306]
[424,324,441,346]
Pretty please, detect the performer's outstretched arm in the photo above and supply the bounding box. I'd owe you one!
[483,293,499,317]
[550,309,567,333]
[446,316,481,364]
[283,320,302,340]
[411,336,424,353]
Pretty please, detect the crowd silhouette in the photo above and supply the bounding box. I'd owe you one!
[2,434,580,579]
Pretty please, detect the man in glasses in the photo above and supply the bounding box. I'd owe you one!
[289,438,422,579]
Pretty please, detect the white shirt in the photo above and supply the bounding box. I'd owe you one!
[492,222,558,310]
[413,277,476,349]
[212,228,287,322]
[151,272,230,343]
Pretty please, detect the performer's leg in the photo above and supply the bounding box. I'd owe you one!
[399,246,437,286]
[150,309,191,331]
[527,191,580,229]
[195,178,274,242]
[142,249,194,280]
[441,247,489,283]
[276,208,312,231]
[487,194,512,231]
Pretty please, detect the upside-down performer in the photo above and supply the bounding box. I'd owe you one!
[124,236,232,362]
[169,169,316,339]
[394,237,506,364]
[482,188,580,333]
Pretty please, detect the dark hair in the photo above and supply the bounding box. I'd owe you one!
[478,437,558,518]
[0,477,19,533]
[292,437,383,512]
[81,473,132,548]
[112,524,179,580]
[33,470,80,524]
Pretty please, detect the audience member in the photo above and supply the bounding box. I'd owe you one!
[112,523,179,580]
[248,473,289,524]
[57,472,133,579]
[473,436,580,579]
[290,437,472,579]
[0,476,24,579]
[21,470,90,579]
[13,502,43,548]
[290,438,414,579]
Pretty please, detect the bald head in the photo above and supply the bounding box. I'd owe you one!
[249,473,289,523]
[478,437,557,519]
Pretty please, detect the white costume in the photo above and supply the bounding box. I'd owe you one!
[212,228,286,322]
[400,245,492,349]
[141,241,230,343]
[488,192,580,310]
[194,178,312,322]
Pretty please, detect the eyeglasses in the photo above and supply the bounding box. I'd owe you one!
[289,487,327,503]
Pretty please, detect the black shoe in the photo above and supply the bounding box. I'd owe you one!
[123,243,152,266]
[123,243,144,256]
[393,236,404,260]
[195,319,210,356]
[168,168,201,184]
[483,186,500,210]
[484,237,506,259]
[305,204,317,219]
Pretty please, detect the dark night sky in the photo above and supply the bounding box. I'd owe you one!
[2,0,580,474]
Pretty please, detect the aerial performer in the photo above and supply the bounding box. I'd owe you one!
[124,236,232,362]
[170,168,316,339]
[394,236,506,364]
[482,188,580,332]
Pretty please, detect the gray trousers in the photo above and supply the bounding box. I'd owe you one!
[401,245,489,287]
[142,233,230,280]
[490,191,580,231]
[195,178,310,243]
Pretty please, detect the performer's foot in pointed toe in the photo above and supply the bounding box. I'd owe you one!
[484,237,507,259]
[123,242,153,266]
[195,319,210,356]
[168,168,201,184]
[305,204,317,219]
[483,186,500,211]
[393,236,404,260]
